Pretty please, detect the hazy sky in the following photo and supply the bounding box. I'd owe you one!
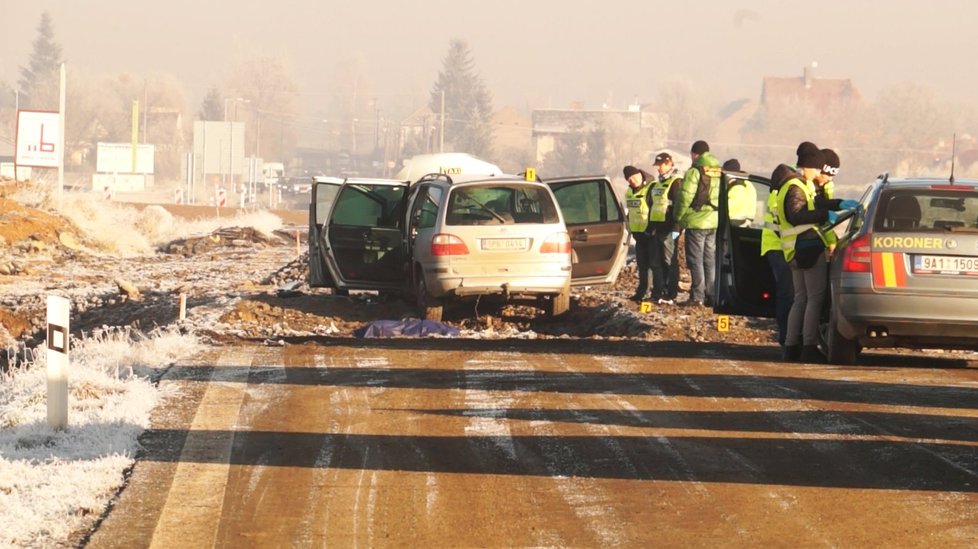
[3,0,978,114]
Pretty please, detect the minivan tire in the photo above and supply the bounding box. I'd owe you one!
[417,277,443,322]
[826,310,858,365]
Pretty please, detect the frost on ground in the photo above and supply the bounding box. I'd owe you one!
[0,329,203,548]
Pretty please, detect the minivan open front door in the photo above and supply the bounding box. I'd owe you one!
[321,178,410,293]
[714,171,777,318]
[547,176,629,286]
[309,177,344,288]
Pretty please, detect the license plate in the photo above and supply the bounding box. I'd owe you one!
[481,238,528,251]
[913,254,978,275]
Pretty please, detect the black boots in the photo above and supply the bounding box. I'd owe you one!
[800,345,825,363]
[782,344,801,362]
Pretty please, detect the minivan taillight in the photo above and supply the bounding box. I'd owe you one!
[540,232,571,254]
[431,234,469,256]
[842,233,872,273]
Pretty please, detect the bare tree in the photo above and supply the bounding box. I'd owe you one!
[228,53,300,161]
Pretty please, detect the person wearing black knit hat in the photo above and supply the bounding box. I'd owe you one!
[623,164,656,302]
[675,139,722,307]
[761,140,818,350]
[777,148,851,363]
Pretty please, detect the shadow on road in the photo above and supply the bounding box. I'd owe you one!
[137,429,978,493]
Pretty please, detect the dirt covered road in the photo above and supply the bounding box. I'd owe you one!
[87,340,978,547]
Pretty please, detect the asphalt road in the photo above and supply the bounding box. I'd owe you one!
[85,339,978,547]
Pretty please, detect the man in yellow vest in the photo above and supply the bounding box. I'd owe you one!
[647,152,683,304]
[723,158,756,227]
[623,164,655,302]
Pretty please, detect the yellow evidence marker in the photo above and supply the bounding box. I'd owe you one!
[717,315,730,332]
[640,301,653,313]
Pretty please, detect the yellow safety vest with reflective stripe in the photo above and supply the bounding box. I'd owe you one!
[649,175,679,222]
[760,189,782,256]
[626,183,653,233]
[777,178,820,263]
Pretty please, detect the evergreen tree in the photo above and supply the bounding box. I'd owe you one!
[18,11,63,109]
[199,87,224,121]
[429,40,494,158]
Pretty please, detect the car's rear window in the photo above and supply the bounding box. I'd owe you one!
[445,185,559,225]
[330,184,406,228]
[873,189,978,233]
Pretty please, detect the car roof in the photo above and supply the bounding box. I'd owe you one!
[418,173,541,186]
[877,176,978,189]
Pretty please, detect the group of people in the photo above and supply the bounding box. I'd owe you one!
[623,139,858,363]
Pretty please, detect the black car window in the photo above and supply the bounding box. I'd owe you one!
[446,185,559,225]
[331,184,406,228]
[874,189,978,232]
[410,185,443,229]
[551,179,623,225]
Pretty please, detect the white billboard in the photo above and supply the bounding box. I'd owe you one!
[192,121,246,176]
[15,110,61,168]
[96,142,155,174]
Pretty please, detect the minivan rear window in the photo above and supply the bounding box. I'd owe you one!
[874,189,978,232]
[446,185,559,225]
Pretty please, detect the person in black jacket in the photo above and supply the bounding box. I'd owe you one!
[778,149,856,362]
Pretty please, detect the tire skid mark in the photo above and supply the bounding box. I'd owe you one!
[538,353,630,547]
[149,348,250,549]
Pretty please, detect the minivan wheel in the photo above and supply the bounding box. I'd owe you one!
[547,284,571,317]
[417,277,443,322]
[826,311,858,365]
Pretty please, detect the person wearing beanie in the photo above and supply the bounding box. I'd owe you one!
[816,148,840,199]
[647,152,683,304]
[675,139,722,307]
[777,148,850,363]
[723,158,756,227]
[691,140,710,156]
[623,164,656,302]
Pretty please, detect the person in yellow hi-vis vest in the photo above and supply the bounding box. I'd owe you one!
[722,158,756,227]
[778,149,859,362]
[647,152,683,304]
[761,142,819,349]
[623,164,655,302]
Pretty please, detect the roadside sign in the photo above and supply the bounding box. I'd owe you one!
[16,110,61,168]
[217,188,227,207]
[46,295,70,430]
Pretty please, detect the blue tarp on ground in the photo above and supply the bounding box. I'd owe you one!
[353,319,460,338]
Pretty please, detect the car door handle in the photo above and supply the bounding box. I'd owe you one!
[571,229,588,242]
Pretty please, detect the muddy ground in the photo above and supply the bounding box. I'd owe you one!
[0,186,774,360]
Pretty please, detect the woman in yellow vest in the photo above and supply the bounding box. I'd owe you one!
[623,165,655,302]
[778,149,858,362]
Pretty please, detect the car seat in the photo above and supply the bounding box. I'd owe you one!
[884,195,921,230]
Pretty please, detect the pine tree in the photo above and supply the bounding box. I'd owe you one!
[429,40,494,158]
[18,11,63,109]
[199,87,225,121]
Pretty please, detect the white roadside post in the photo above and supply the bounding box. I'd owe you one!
[46,295,70,430]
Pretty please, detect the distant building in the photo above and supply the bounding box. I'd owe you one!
[531,106,667,166]
[761,63,861,112]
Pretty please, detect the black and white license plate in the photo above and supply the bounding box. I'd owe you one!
[913,254,978,275]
